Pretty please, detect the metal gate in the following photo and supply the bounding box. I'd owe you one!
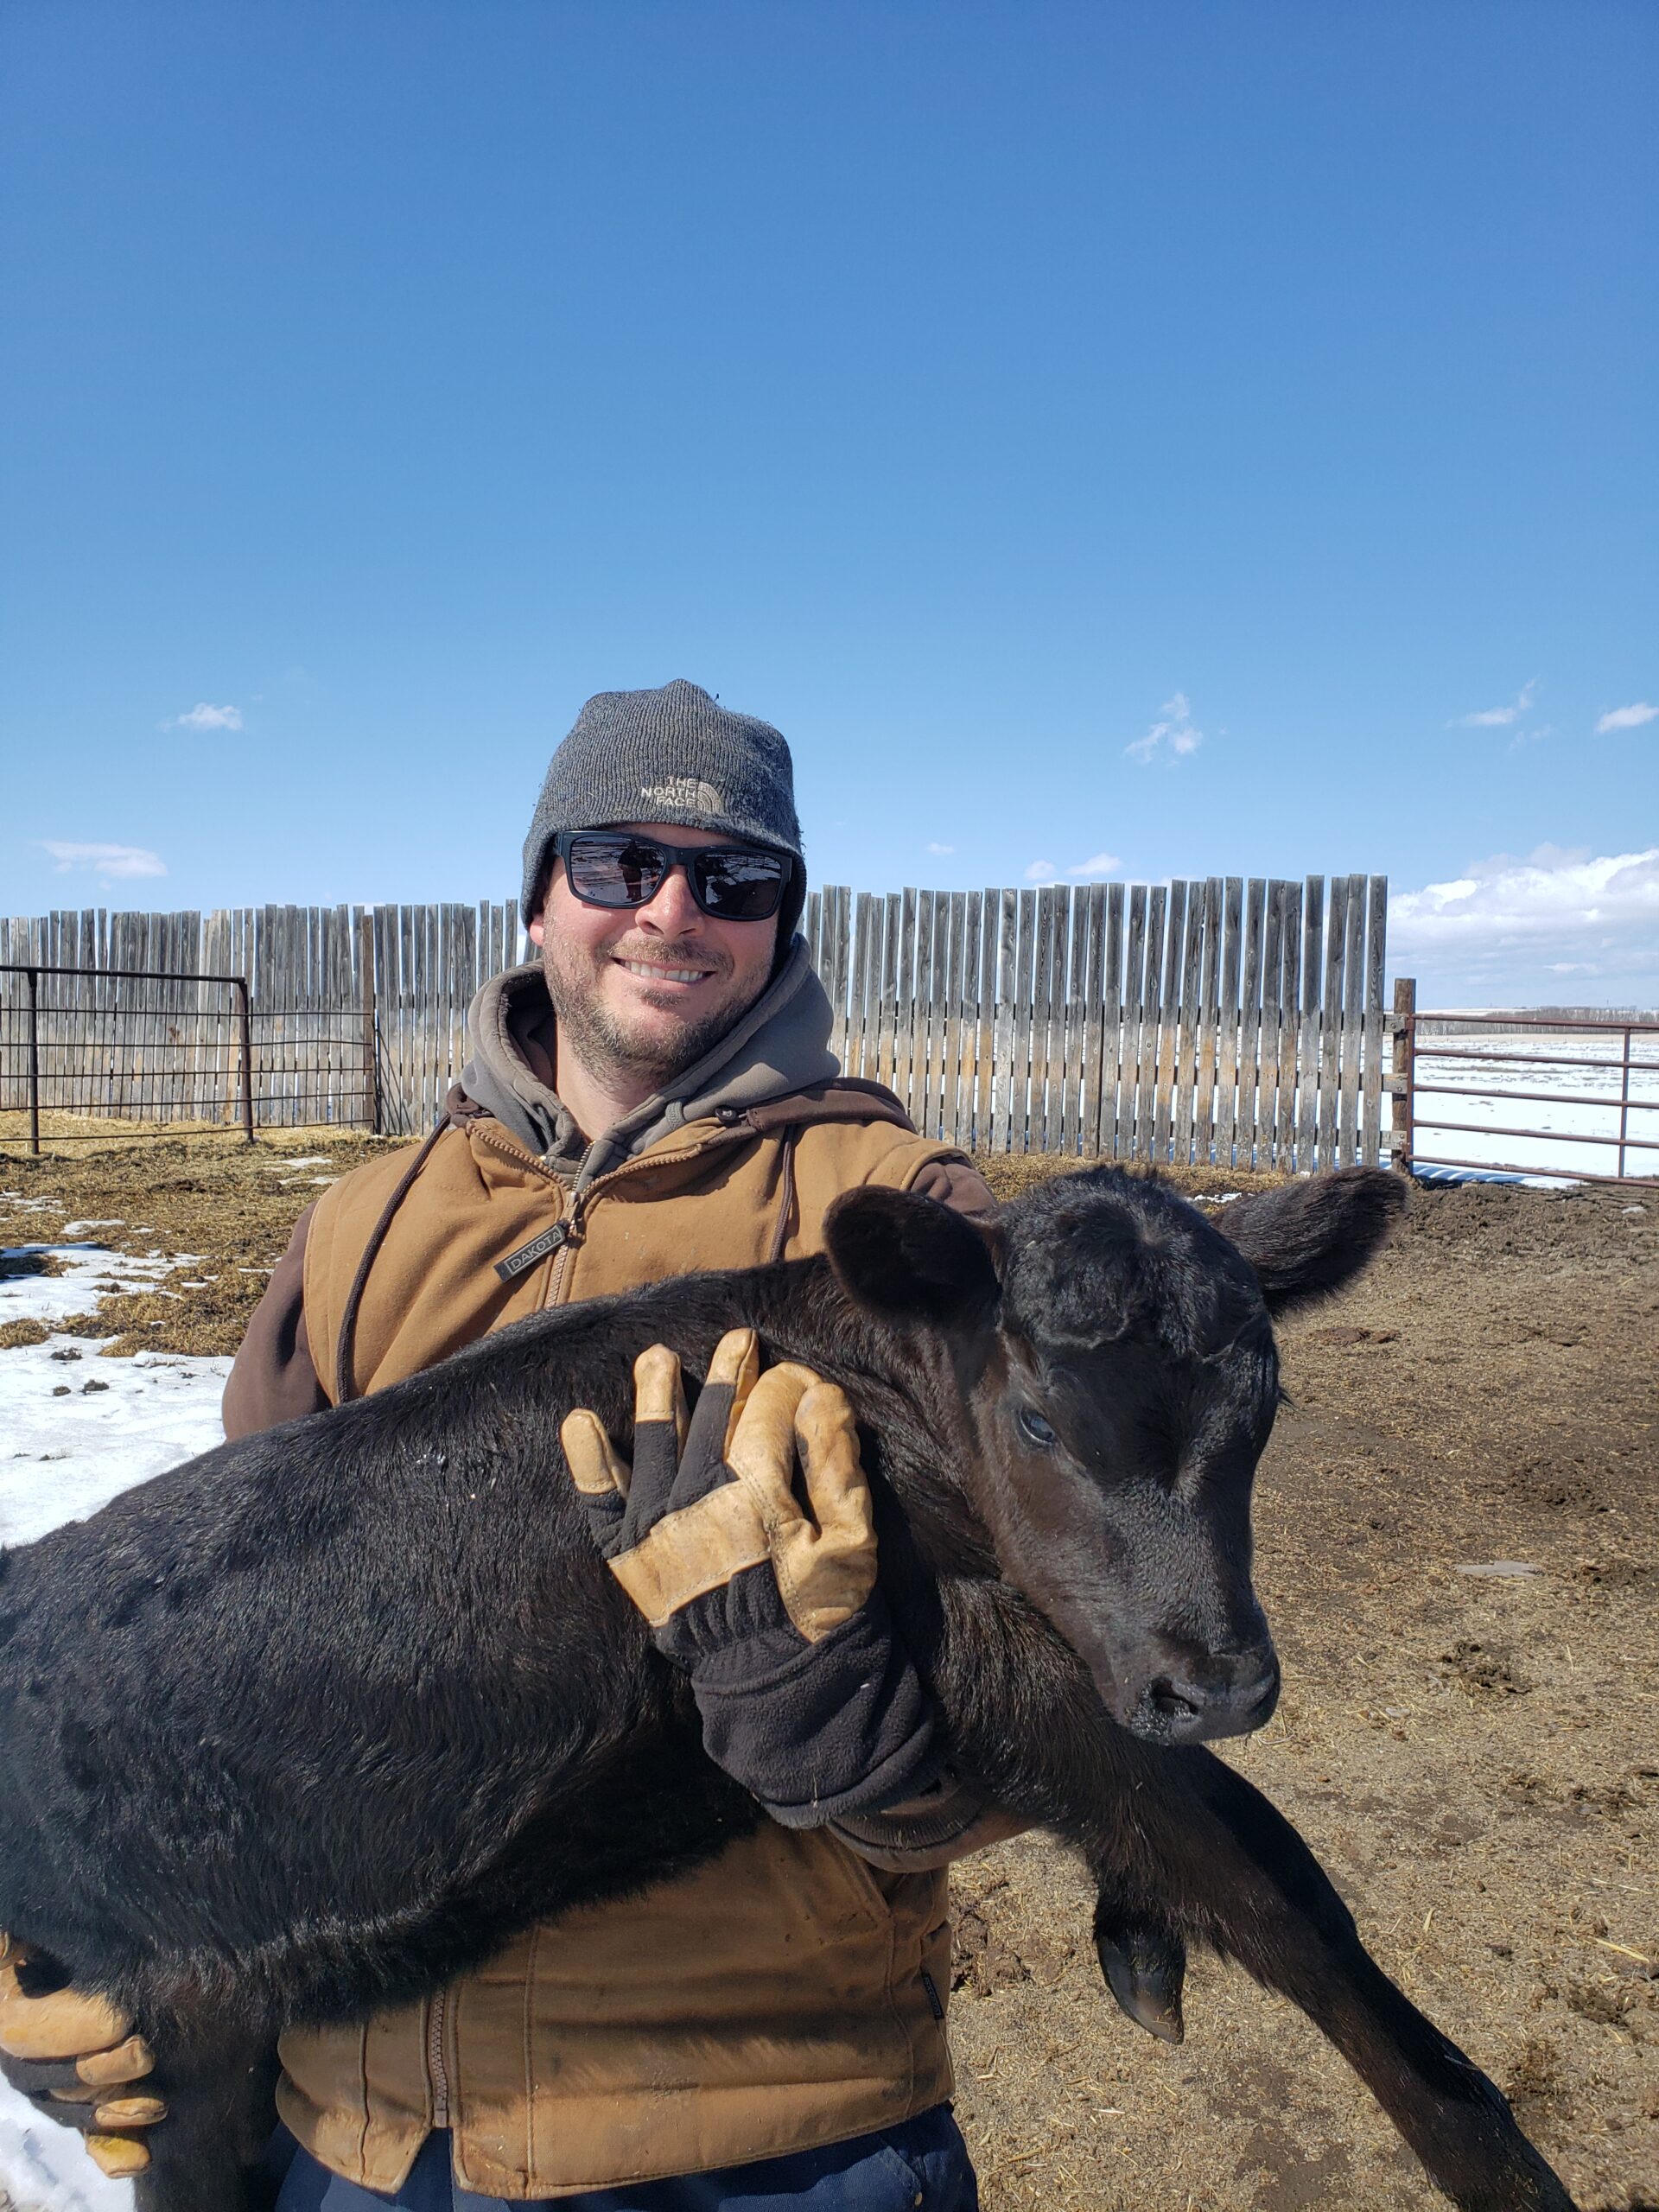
[1389,982,1659,1188]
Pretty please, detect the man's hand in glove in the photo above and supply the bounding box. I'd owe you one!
[561,1329,938,1828]
[0,1932,164,2177]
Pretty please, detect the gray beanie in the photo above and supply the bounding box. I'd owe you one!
[521,679,804,924]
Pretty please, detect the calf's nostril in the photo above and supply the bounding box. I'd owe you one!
[1149,1681,1200,1720]
[1239,1665,1281,1717]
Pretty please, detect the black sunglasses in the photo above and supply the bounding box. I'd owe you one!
[552,830,793,923]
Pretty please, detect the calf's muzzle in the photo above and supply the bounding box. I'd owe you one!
[1126,1641,1282,1745]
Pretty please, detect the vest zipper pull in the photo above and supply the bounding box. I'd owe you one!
[494,1217,570,1283]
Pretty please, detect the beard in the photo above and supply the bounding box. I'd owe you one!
[539,929,769,1093]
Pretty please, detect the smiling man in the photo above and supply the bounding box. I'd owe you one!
[531,819,787,1131]
[1,681,1006,2209]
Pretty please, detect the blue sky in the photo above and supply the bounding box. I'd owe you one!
[3,0,1655,1002]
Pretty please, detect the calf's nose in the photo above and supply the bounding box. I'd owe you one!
[1130,1647,1281,1746]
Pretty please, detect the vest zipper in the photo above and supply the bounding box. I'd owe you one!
[426,1986,451,2128]
[436,1122,745,2134]
[543,1133,758,1305]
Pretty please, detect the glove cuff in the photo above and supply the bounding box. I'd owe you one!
[690,1590,940,1827]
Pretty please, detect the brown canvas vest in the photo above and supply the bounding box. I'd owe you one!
[278,1093,968,2197]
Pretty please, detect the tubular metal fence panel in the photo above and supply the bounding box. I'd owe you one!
[0,964,254,1149]
[3,875,1389,1163]
[1388,982,1659,1188]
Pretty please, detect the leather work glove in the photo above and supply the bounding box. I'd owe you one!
[562,1329,939,1827]
[0,1932,165,2177]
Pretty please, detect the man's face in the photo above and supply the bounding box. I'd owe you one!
[528,822,782,1088]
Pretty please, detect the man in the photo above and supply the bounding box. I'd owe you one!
[1,681,1009,2209]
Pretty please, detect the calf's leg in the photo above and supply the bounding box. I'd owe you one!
[129,2018,277,2212]
[1085,1744,1576,2212]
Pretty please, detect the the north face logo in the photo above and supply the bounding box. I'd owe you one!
[639,776,725,814]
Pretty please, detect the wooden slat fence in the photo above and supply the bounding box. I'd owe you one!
[4,874,1388,1164]
[810,871,1388,1166]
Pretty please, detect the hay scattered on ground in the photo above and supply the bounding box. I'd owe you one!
[975,1152,1290,1205]
[0,1318,54,1351]
[0,1108,270,1154]
[0,1128,410,1356]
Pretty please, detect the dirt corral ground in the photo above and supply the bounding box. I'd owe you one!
[0,1137,1655,2209]
[962,1159,1657,2211]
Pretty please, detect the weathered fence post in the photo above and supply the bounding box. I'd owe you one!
[359,910,381,1135]
[1389,976,1415,1176]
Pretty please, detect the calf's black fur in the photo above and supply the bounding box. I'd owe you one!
[0,1167,1573,2210]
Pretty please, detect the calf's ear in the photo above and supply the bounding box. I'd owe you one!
[1215,1166,1407,1316]
[824,1187,1001,1328]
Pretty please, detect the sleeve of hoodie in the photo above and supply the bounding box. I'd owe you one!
[221,1203,328,1440]
[905,1152,1000,1224]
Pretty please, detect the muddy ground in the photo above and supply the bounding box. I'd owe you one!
[0,1136,1655,2209]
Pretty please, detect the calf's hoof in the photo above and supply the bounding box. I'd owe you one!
[1093,1899,1186,2044]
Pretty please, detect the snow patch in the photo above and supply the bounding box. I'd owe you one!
[0,2108,134,2212]
[1,1246,227,1545]
[0,1338,232,1544]
[1,1244,183,1336]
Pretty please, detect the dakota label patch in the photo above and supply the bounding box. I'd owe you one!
[494,1220,569,1282]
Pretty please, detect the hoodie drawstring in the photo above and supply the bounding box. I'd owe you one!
[766,1126,799,1266]
[334,1115,451,1404]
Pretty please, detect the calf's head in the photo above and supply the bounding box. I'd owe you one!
[824,1166,1405,1747]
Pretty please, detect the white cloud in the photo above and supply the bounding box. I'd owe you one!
[35,840,168,880]
[1392,845,1659,995]
[169,702,244,732]
[1596,701,1657,734]
[1066,851,1122,879]
[926,841,955,855]
[1025,860,1057,882]
[1450,678,1537,729]
[1126,692,1202,765]
[1508,721,1554,752]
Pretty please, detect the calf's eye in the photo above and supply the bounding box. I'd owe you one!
[1017,1408,1057,1448]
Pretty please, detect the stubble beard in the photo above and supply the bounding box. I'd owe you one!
[539,933,764,1093]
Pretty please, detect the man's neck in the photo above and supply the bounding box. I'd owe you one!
[551,1048,665,1147]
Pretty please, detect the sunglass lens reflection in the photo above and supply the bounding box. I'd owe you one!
[693,851,786,918]
[567,836,787,919]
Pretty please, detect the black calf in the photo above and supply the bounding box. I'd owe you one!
[0,1167,1573,2210]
